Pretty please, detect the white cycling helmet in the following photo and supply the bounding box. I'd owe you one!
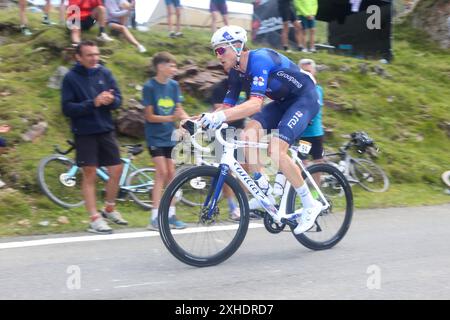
[211,25,247,48]
[211,25,247,67]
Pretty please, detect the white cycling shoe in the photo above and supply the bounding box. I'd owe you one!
[293,200,323,235]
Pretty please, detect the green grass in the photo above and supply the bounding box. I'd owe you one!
[0,8,449,237]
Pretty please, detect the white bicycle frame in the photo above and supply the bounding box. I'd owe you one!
[189,123,331,224]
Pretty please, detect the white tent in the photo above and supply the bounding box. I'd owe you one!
[140,0,253,30]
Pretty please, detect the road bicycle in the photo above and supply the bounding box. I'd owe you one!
[158,120,353,267]
[37,140,155,209]
[325,132,389,193]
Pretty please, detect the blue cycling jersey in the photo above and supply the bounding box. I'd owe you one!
[223,48,317,105]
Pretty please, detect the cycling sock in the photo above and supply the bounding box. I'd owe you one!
[104,201,115,213]
[90,213,101,222]
[295,184,315,208]
[151,208,158,221]
[227,198,237,212]
[169,206,176,218]
[99,26,105,35]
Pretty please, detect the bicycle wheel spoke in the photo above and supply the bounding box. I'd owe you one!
[38,157,84,208]
[159,166,249,267]
[288,163,353,250]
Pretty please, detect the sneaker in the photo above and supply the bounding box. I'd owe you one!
[101,209,128,225]
[21,26,32,36]
[0,179,5,188]
[137,44,147,53]
[147,218,159,231]
[309,47,317,53]
[169,31,176,38]
[97,32,114,42]
[174,31,183,37]
[302,48,310,53]
[293,200,323,235]
[87,218,113,234]
[229,207,240,221]
[249,210,262,220]
[168,216,187,229]
[42,18,56,25]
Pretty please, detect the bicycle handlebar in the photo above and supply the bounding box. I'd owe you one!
[54,140,75,155]
[183,120,269,152]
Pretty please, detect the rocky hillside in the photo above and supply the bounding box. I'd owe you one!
[407,0,450,49]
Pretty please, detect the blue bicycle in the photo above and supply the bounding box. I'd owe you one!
[37,140,155,209]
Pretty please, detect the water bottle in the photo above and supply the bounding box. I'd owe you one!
[253,172,271,194]
[273,172,286,196]
[338,160,346,173]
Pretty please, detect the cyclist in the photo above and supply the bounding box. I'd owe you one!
[197,25,322,234]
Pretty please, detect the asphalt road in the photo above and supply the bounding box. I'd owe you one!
[0,204,449,300]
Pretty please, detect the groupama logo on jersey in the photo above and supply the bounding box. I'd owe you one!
[253,76,265,87]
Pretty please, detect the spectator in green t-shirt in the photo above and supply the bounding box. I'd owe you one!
[294,0,318,52]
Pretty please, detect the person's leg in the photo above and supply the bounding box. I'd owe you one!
[151,156,169,219]
[241,120,264,175]
[91,5,110,38]
[81,166,99,217]
[211,10,218,32]
[175,6,182,34]
[222,14,229,27]
[43,0,51,20]
[281,21,290,51]
[309,136,325,186]
[293,20,304,50]
[109,22,139,47]
[164,156,186,228]
[273,94,321,221]
[166,4,174,34]
[59,0,66,25]
[309,27,316,51]
[221,3,229,26]
[103,163,123,211]
[19,0,28,26]
[71,27,81,44]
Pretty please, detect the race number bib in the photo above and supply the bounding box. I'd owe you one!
[298,140,312,154]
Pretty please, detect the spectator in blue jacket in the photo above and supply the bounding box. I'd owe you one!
[61,40,127,235]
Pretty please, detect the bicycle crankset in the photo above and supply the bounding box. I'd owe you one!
[263,213,286,234]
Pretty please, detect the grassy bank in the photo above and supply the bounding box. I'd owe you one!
[0,8,449,237]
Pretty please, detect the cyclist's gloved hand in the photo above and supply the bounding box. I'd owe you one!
[198,111,226,130]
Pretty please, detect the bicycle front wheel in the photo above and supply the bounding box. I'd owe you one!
[159,166,249,267]
[286,163,353,250]
[126,167,155,209]
[350,158,389,192]
[37,155,84,208]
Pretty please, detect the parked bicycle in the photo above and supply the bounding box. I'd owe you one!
[158,120,353,267]
[325,132,389,193]
[37,140,155,209]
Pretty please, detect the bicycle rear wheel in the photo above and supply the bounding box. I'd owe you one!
[159,166,249,267]
[286,163,353,250]
[37,155,84,208]
[126,167,155,209]
[351,158,389,192]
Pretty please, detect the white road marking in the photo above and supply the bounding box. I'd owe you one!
[0,223,264,250]
[114,282,166,289]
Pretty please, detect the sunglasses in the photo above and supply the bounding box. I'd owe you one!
[214,45,231,56]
